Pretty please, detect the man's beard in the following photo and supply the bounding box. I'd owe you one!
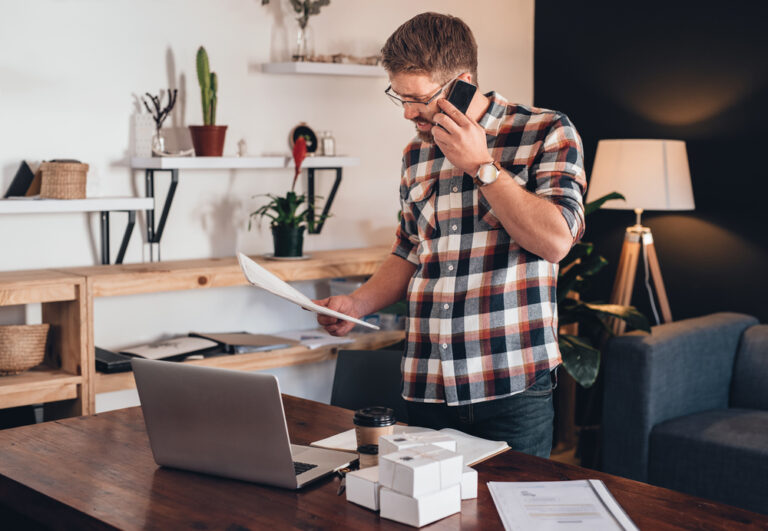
[413,118,435,143]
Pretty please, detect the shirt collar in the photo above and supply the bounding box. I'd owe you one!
[477,91,508,136]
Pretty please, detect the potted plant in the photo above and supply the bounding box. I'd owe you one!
[189,46,227,156]
[249,138,327,257]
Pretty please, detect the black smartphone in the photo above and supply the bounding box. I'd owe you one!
[444,79,477,115]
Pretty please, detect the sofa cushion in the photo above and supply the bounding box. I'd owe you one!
[731,325,768,411]
[649,408,768,514]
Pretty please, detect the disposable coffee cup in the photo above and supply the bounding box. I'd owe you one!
[357,444,379,468]
[353,406,396,448]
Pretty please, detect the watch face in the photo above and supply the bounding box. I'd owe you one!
[478,163,499,184]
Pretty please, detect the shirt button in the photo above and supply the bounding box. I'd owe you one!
[448,265,454,271]
[452,186,458,193]
[442,343,448,349]
[443,303,449,310]
[451,224,458,231]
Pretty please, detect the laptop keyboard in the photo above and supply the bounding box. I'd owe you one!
[294,461,318,476]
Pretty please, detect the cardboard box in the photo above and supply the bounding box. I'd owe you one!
[379,444,463,498]
[346,466,381,511]
[379,432,457,456]
[379,483,461,527]
[461,466,478,500]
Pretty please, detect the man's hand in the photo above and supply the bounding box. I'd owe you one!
[431,98,490,176]
[314,295,366,337]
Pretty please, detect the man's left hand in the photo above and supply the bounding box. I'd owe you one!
[432,98,490,177]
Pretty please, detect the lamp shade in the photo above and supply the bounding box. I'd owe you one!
[586,139,695,211]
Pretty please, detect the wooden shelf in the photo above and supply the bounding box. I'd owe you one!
[0,366,82,409]
[1,246,392,417]
[0,269,82,305]
[0,197,153,214]
[58,246,390,298]
[95,329,404,394]
[129,156,360,170]
[260,62,386,77]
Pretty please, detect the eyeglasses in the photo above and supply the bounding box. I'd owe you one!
[384,74,461,109]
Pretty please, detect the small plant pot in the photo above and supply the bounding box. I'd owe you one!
[189,125,228,156]
[272,225,305,257]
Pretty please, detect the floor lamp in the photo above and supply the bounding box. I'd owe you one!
[586,139,695,334]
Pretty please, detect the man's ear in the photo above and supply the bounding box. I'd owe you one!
[458,72,473,85]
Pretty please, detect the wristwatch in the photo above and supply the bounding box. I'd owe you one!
[475,160,502,187]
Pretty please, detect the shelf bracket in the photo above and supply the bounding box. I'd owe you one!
[99,210,137,265]
[307,167,342,234]
[144,168,179,245]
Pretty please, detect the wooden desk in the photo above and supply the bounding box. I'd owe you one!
[0,398,765,530]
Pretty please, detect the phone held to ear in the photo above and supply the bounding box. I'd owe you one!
[444,79,477,115]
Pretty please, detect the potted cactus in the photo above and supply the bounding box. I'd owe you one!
[189,46,227,156]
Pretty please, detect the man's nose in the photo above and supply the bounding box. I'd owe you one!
[403,103,420,120]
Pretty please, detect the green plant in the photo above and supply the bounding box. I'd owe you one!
[249,190,316,231]
[196,46,217,126]
[261,0,331,29]
[557,192,651,388]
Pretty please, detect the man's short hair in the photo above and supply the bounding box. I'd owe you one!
[381,12,478,85]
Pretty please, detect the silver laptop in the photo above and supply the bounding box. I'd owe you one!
[132,358,357,489]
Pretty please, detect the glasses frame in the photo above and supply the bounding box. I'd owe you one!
[384,74,462,109]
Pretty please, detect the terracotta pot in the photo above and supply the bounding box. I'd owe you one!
[271,225,305,257]
[189,125,228,156]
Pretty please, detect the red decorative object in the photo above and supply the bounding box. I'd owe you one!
[292,136,307,191]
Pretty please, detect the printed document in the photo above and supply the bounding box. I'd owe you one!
[488,480,638,531]
[237,253,379,330]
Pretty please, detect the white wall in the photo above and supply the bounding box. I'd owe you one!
[0,0,534,410]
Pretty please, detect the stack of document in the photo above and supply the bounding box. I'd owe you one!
[488,480,639,531]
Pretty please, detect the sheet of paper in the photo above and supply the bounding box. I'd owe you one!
[237,253,379,330]
[488,480,639,531]
[273,329,354,350]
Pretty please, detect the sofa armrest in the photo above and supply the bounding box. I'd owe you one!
[601,312,758,482]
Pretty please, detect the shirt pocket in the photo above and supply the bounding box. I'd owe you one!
[404,178,439,240]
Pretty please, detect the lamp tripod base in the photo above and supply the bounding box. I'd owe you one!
[609,225,672,334]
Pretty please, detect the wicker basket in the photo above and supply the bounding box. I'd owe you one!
[0,324,50,376]
[39,161,88,199]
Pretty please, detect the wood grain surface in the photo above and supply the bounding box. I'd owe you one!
[0,397,765,530]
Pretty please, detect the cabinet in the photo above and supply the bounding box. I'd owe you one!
[0,269,90,416]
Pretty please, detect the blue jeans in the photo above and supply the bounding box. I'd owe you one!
[405,367,557,458]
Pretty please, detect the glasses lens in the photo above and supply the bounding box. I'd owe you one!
[386,92,403,107]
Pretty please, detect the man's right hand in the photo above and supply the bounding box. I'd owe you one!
[314,295,366,337]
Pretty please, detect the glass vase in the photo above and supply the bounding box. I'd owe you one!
[292,21,314,62]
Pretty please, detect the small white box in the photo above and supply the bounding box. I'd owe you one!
[379,432,457,456]
[461,466,478,500]
[380,483,461,528]
[379,444,463,498]
[346,466,381,511]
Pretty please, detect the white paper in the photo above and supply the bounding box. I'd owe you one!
[237,253,379,330]
[273,329,354,350]
[488,480,639,531]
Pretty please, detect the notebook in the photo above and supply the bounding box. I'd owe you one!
[311,425,509,466]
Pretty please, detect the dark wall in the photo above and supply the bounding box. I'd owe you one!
[534,1,768,324]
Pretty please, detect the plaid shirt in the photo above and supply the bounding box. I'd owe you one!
[392,92,586,406]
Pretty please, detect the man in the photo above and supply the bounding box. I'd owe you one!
[316,12,586,458]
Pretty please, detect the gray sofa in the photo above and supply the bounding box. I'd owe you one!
[602,312,768,514]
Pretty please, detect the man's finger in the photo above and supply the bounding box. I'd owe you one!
[431,125,450,145]
[437,98,471,127]
[432,112,459,135]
